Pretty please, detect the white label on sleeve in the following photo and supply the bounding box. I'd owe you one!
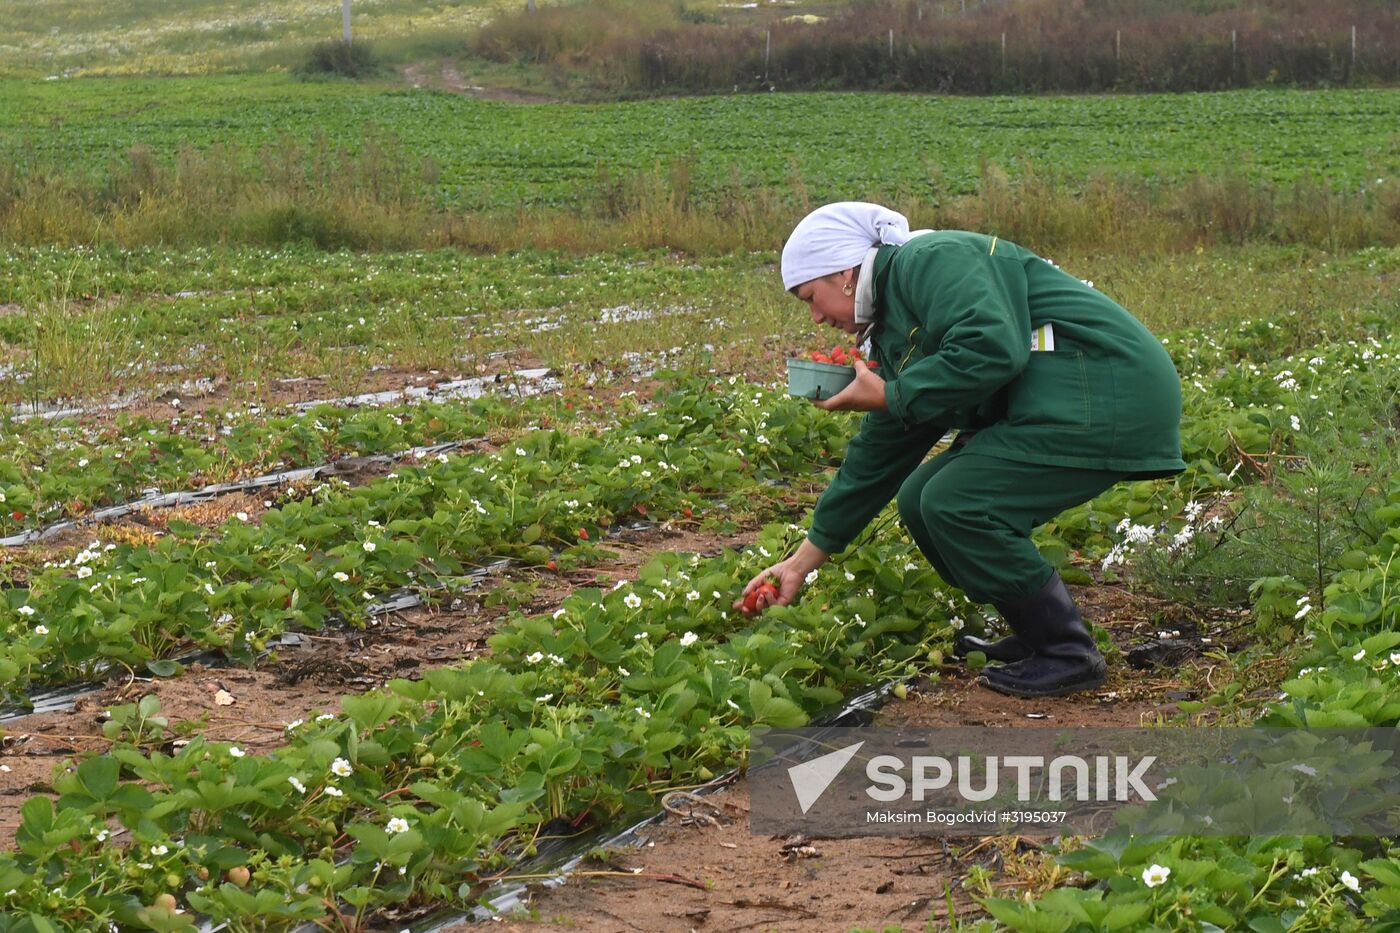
[1030,323,1056,352]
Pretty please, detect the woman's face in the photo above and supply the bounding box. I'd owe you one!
[792,269,859,334]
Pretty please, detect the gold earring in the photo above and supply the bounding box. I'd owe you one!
[842,283,854,296]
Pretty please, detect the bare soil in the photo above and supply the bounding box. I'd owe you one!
[403,62,560,104]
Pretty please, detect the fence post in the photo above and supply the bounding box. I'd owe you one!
[342,0,352,44]
[765,29,771,83]
[889,28,895,59]
[1352,24,1357,80]
[1231,28,1237,83]
[1001,32,1006,75]
[1115,29,1121,63]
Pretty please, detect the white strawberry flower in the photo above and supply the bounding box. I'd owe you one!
[331,758,353,778]
[386,817,410,834]
[1141,864,1170,887]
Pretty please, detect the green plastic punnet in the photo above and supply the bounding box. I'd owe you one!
[787,358,856,400]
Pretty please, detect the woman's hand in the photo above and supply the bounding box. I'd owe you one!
[733,540,830,617]
[816,359,887,412]
[734,562,801,616]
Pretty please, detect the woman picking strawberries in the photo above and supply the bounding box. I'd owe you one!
[735,202,1185,698]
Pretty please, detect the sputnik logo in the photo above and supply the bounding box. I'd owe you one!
[787,741,865,814]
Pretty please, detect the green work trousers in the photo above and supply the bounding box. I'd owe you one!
[895,447,1125,607]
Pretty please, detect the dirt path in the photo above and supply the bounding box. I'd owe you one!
[402,62,559,103]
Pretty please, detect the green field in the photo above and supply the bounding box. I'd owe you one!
[3,78,1398,208]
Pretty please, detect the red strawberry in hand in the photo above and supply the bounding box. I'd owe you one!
[740,580,781,616]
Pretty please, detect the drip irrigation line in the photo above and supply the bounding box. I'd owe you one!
[7,367,560,424]
[1,440,476,548]
[10,380,217,422]
[290,368,560,412]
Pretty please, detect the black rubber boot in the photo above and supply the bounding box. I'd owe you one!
[953,631,1033,664]
[977,572,1107,698]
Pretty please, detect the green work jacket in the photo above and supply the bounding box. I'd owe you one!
[807,231,1185,554]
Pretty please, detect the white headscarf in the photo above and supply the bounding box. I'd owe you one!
[780,201,932,291]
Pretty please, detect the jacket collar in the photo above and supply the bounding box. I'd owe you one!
[855,245,900,343]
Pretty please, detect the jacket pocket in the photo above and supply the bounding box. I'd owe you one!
[1005,351,1092,433]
